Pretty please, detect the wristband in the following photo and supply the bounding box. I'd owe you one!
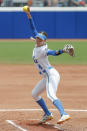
[59,49,63,54]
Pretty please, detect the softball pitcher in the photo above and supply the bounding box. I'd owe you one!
[23,6,74,124]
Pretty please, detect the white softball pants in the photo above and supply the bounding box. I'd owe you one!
[32,68,60,102]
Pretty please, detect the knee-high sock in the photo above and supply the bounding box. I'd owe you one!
[37,98,51,115]
[53,99,67,116]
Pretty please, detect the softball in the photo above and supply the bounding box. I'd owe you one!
[23,6,29,12]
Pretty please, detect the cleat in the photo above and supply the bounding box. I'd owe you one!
[39,113,53,124]
[57,114,71,124]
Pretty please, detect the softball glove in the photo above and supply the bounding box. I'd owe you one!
[63,44,74,57]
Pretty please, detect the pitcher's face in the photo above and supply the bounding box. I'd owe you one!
[36,37,45,47]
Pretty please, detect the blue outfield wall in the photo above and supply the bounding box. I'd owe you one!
[0,11,87,39]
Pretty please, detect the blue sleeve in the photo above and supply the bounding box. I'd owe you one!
[29,17,38,37]
[47,50,63,56]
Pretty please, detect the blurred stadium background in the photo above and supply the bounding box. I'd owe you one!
[0,0,86,7]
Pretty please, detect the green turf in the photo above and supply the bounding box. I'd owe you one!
[0,40,87,64]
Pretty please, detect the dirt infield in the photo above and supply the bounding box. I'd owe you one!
[0,38,87,42]
[0,64,87,131]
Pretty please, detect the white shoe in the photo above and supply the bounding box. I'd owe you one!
[40,113,53,124]
[57,114,71,124]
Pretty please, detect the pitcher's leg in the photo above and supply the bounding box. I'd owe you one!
[32,78,51,116]
[32,78,46,101]
[46,72,67,116]
[46,70,71,124]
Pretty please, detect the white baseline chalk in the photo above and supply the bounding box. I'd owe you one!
[6,120,28,131]
[0,108,87,112]
[6,119,63,131]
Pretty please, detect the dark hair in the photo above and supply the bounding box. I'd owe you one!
[39,31,47,38]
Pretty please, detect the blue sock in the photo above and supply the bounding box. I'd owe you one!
[37,98,51,115]
[53,99,67,116]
